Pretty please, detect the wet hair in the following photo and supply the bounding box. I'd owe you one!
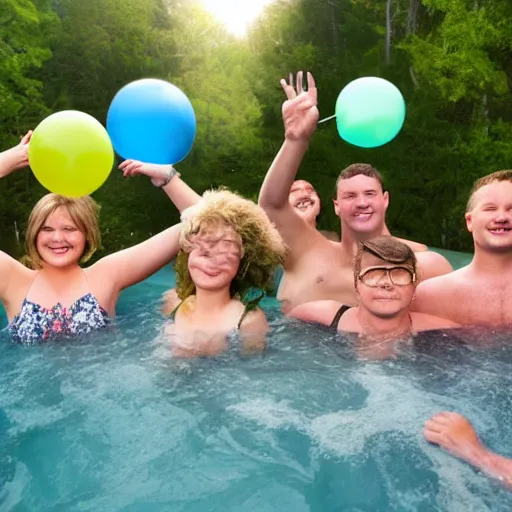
[354,236,417,288]
[23,194,101,269]
[175,189,286,302]
[466,170,512,211]
[335,163,385,193]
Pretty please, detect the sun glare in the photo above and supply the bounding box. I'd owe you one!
[199,0,275,38]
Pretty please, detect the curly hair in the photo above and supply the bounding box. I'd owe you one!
[175,189,286,302]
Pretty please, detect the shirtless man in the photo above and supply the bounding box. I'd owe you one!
[258,71,452,313]
[288,179,339,241]
[413,170,512,326]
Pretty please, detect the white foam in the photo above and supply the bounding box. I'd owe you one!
[229,365,494,508]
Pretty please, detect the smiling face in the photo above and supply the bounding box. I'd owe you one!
[187,224,242,293]
[465,180,512,253]
[36,207,86,268]
[334,175,389,236]
[356,252,416,319]
[288,180,321,224]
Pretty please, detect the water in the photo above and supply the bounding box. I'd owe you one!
[1,254,512,511]
[429,248,473,270]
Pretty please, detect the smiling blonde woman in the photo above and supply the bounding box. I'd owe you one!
[0,137,186,344]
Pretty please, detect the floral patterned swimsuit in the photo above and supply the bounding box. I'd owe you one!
[7,273,110,344]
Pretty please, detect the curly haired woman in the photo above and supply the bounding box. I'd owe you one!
[161,189,286,358]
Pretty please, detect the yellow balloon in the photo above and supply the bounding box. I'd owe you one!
[29,111,114,197]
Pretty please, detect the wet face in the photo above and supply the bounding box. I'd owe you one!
[465,181,512,253]
[187,225,242,293]
[334,175,389,235]
[288,180,321,224]
[356,252,415,318]
[36,207,86,268]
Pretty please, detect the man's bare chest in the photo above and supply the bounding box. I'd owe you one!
[451,284,512,326]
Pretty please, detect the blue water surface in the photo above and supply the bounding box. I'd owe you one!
[1,253,512,511]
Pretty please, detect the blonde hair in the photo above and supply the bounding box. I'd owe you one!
[175,189,286,301]
[466,170,512,211]
[354,236,418,288]
[23,194,101,269]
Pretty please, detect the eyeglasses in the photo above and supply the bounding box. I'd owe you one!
[358,266,415,287]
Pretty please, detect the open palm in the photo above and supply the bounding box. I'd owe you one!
[280,72,319,142]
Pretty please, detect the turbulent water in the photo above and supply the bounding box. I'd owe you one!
[0,265,511,511]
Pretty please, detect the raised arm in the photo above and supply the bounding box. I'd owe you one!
[0,131,32,178]
[424,412,512,488]
[119,160,201,213]
[95,223,182,292]
[258,72,322,254]
[0,251,19,305]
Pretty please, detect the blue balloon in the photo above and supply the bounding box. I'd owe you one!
[107,79,196,164]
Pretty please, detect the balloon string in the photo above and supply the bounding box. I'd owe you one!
[318,114,336,124]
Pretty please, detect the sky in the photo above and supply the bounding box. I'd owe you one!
[198,0,275,37]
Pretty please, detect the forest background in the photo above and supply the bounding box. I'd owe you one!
[1,0,511,259]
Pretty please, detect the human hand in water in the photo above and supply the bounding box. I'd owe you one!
[119,159,175,187]
[0,131,32,177]
[280,71,319,142]
[424,412,486,464]
[425,411,512,487]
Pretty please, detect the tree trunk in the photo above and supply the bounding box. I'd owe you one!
[406,0,419,35]
[481,93,489,137]
[407,0,420,87]
[385,0,392,65]
[329,3,338,54]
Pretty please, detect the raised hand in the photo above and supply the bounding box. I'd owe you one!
[0,130,33,177]
[280,71,319,142]
[18,130,33,166]
[119,159,172,187]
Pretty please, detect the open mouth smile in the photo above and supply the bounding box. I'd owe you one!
[354,212,373,221]
[48,246,72,254]
[488,226,511,235]
[295,199,314,211]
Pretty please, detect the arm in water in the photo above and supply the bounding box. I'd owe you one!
[239,308,268,354]
[424,411,512,488]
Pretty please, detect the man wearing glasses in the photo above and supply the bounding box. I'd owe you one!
[288,236,458,350]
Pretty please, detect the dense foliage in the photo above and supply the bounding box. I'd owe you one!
[1,0,511,258]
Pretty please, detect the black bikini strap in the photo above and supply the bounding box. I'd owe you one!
[237,291,265,329]
[169,301,183,321]
[329,304,350,330]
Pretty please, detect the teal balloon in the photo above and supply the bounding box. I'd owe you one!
[335,77,406,148]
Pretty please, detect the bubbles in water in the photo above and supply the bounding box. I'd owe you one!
[1,276,512,510]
